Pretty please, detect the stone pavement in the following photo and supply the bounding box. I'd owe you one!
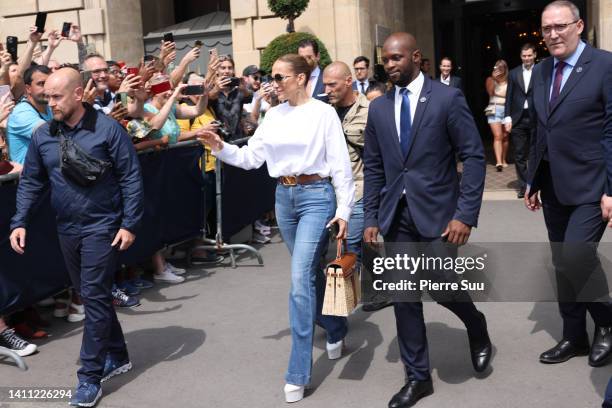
[1,200,611,408]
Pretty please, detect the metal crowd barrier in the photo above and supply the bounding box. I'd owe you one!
[188,136,264,268]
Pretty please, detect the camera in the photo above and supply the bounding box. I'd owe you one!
[210,120,231,139]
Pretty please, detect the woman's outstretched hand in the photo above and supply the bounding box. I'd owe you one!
[197,130,224,152]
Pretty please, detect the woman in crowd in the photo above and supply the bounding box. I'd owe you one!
[141,77,210,283]
[485,59,509,171]
[199,54,354,403]
[207,55,251,142]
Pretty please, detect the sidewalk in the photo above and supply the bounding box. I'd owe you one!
[1,200,611,408]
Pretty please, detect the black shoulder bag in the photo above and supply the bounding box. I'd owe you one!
[58,128,112,187]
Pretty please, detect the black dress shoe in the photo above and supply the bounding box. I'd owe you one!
[362,300,393,312]
[388,379,433,408]
[468,312,492,372]
[539,339,589,364]
[517,190,525,199]
[589,326,612,367]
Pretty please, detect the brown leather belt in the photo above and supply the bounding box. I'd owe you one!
[278,174,326,186]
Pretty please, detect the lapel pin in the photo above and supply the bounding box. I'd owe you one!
[419,97,427,103]
[576,66,583,73]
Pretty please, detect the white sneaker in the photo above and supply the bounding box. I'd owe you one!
[53,299,70,318]
[0,329,37,357]
[252,232,271,244]
[165,262,186,275]
[326,339,343,360]
[67,303,85,323]
[154,269,185,284]
[283,383,305,403]
[254,220,271,234]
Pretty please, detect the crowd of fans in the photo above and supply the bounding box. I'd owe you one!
[0,23,287,357]
[0,23,452,360]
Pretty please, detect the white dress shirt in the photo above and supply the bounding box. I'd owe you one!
[308,66,321,97]
[503,64,534,124]
[522,64,532,109]
[440,75,451,86]
[214,98,355,221]
[394,71,424,140]
[355,78,370,94]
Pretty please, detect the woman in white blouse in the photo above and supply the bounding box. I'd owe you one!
[200,54,355,403]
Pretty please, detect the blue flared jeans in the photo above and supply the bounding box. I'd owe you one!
[275,180,348,386]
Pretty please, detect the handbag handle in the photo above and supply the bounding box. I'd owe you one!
[336,238,348,260]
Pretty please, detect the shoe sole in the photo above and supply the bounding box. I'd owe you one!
[54,309,69,318]
[70,387,102,407]
[588,353,612,367]
[153,278,185,283]
[67,314,85,323]
[13,344,38,357]
[101,361,132,383]
[539,351,589,364]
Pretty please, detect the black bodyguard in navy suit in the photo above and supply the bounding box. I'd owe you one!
[363,32,491,408]
[526,1,612,367]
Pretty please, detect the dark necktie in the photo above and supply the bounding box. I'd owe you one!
[549,61,566,108]
[360,82,365,94]
[399,88,412,157]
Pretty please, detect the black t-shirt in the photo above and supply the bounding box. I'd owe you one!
[335,103,354,123]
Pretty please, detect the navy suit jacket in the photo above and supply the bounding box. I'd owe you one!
[352,79,373,93]
[527,44,612,204]
[311,68,326,101]
[363,76,486,238]
[504,65,534,125]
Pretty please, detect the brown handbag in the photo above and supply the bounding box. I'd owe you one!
[322,239,360,317]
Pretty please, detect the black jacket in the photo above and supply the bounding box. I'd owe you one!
[504,65,534,125]
[11,104,144,235]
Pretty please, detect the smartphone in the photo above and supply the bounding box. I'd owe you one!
[143,54,156,62]
[81,70,93,86]
[328,222,339,239]
[228,77,240,87]
[61,22,71,38]
[126,67,139,76]
[35,12,47,34]
[6,36,18,63]
[114,92,128,106]
[183,85,204,95]
[163,32,174,43]
[194,40,203,48]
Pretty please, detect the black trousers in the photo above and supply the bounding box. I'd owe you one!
[58,229,128,384]
[540,162,612,344]
[511,110,533,191]
[384,199,486,381]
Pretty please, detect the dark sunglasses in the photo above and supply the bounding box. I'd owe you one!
[271,74,293,83]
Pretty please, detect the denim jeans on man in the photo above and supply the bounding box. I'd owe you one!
[275,180,348,385]
[345,198,364,261]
